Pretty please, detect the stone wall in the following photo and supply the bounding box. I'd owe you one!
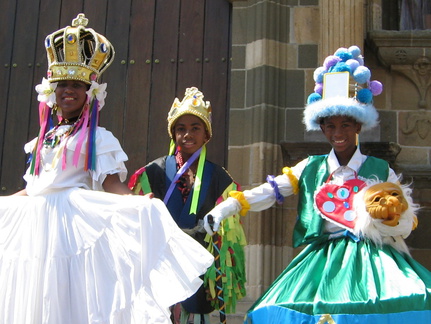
[366,28,431,270]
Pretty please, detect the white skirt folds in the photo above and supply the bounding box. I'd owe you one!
[0,188,214,324]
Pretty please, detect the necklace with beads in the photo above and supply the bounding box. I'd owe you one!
[59,116,80,125]
[43,116,80,148]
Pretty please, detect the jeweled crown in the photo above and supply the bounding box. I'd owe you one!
[45,13,115,84]
[167,87,212,139]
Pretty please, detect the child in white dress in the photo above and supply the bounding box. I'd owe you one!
[0,13,213,324]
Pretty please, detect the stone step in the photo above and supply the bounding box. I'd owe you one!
[209,297,254,324]
[210,312,244,324]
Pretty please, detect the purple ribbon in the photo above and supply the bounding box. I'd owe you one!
[163,147,202,204]
[266,175,284,205]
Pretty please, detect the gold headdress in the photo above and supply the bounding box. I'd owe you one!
[45,13,115,84]
[167,87,212,139]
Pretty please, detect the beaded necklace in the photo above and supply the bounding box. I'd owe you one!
[43,116,80,148]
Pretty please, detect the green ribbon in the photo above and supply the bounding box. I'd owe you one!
[190,145,206,215]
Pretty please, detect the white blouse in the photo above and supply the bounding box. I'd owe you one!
[23,126,128,196]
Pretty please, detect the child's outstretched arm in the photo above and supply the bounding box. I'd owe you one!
[203,197,242,234]
[103,174,135,195]
[204,166,302,235]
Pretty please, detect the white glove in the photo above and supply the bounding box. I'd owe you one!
[203,197,242,235]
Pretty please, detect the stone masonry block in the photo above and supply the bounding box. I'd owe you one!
[293,7,320,44]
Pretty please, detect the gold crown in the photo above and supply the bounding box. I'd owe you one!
[167,87,212,139]
[45,13,115,84]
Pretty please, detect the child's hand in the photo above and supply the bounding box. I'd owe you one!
[203,197,241,235]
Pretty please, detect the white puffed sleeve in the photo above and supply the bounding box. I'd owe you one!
[242,158,308,211]
[90,128,128,188]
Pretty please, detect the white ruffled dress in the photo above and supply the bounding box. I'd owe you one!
[0,126,214,324]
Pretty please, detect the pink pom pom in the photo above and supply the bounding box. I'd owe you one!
[323,55,341,70]
[369,80,383,96]
[314,83,323,95]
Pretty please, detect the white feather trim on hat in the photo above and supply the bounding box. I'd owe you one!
[353,179,419,255]
[303,96,379,132]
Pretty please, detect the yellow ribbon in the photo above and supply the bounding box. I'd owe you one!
[229,191,250,216]
[282,166,299,194]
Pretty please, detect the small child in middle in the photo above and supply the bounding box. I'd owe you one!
[129,87,247,324]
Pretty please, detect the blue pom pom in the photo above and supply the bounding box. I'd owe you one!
[345,59,360,74]
[353,66,371,84]
[357,88,373,104]
[348,46,361,58]
[307,93,322,104]
[334,47,353,62]
[331,62,350,73]
[313,66,326,83]
[334,47,348,55]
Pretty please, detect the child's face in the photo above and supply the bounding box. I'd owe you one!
[55,80,88,119]
[173,114,209,156]
[320,116,362,156]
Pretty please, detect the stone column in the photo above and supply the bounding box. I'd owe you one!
[320,0,366,60]
[229,0,319,300]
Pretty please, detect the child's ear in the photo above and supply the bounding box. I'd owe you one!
[356,123,362,134]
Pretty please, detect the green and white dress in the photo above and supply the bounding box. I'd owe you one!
[244,148,431,323]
